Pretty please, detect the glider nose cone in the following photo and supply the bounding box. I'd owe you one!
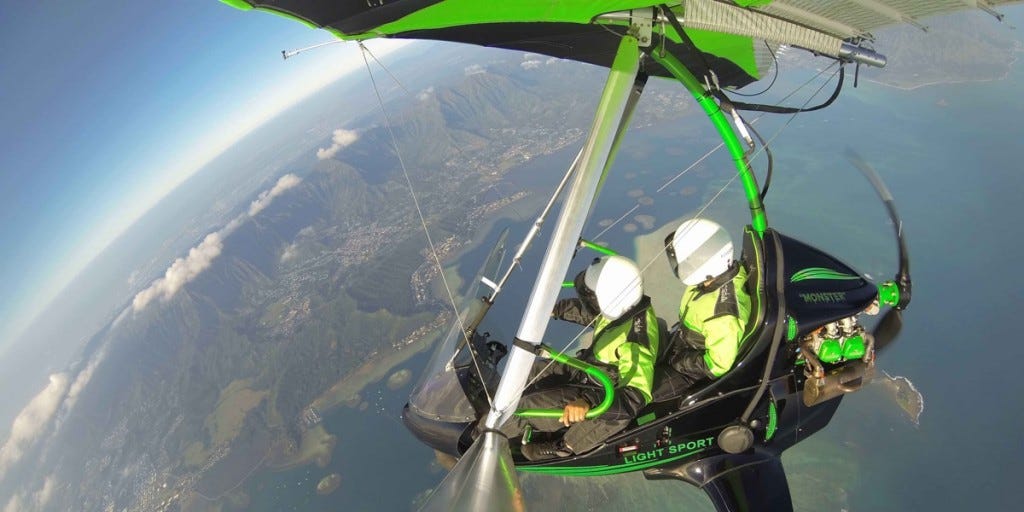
[402,403,472,456]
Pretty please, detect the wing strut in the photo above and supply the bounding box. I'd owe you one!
[484,29,646,432]
[418,20,648,511]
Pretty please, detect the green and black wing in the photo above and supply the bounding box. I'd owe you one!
[223,0,1021,89]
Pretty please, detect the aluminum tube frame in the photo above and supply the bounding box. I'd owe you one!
[650,49,768,234]
[488,148,583,301]
[484,36,642,430]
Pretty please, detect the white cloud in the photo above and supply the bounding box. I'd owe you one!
[127,269,141,288]
[60,346,107,420]
[0,374,70,480]
[132,232,223,312]
[316,128,360,160]
[131,174,302,313]
[521,60,541,70]
[248,174,302,216]
[298,226,315,237]
[3,494,23,512]
[416,86,435,101]
[7,41,417,351]
[280,243,299,263]
[3,474,59,512]
[464,64,485,76]
[222,214,246,235]
[546,57,559,65]
[111,307,129,328]
[33,475,57,509]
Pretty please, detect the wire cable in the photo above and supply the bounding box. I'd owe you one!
[359,44,494,408]
[729,41,780,97]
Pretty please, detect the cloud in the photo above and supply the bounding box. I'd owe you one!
[464,64,485,76]
[222,214,245,234]
[60,345,107,420]
[3,494,22,512]
[131,174,302,313]
[249,174,302,216]
[521,60,541,70]
[416,86,435,101]
[316,128,360,160]
[280,243,299,263]
[3,474,58,512]
[298,226,315,237]
[546,57,559,65]
[0,374,70,479]
[132,233,223,311]
[31,475,57,510]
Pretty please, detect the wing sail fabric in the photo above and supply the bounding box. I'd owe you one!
[749,0,1022,39]
[223,0,1020,88]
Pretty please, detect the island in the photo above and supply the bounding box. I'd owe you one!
[316,473,341,495]
[877,371,925,427]
[386,368,413,390]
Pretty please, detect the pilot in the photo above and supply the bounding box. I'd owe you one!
[499,255,659,461]
[663,219,751,388]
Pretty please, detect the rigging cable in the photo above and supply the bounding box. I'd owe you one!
[592,61,839,239]
[358,42,494,408]
[746,114,773,201]
[657,3,845,114]
[728,41,780,97]
[360,42,411,95]
[717,65,844,114]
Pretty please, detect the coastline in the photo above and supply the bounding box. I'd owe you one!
[866,51,1019,91]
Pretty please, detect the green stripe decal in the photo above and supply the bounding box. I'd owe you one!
[636,412,657,426]
[766,400,778,441]
[790,267,860,283]
[518,447,708,476]
[219,0,252,11]
[786,316,798,341]
[369,1,660,36]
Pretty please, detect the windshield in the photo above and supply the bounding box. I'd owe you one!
[408,228,509,422]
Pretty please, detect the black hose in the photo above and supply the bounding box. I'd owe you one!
[719,66,845,114]
[745,115,773,202]
[741,230,786,423]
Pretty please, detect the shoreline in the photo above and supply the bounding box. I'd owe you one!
[193,451,269,503]
[879,370,924,427]
[866,52,1019,91]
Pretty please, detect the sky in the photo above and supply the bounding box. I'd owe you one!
[0,1,409,349]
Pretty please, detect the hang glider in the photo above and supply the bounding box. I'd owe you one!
[224,1,1015,511]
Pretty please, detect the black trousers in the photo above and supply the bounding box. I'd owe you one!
[497,359,632,454]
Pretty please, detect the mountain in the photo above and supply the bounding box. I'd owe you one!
[4,44,633,511]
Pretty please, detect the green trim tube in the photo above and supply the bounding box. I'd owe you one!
[649,51,767,235]
[579,239,618,256]
[516,345,614,419]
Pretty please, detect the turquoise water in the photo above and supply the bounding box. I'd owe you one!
[241,58,1024,510]
[792,60,1024,510]
[244,365,441,511]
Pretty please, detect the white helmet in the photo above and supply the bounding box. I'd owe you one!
[666,219,734,286]
[575,255,643,320]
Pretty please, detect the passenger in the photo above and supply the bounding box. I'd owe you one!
[662,219,751,389]
[499,255,659,461]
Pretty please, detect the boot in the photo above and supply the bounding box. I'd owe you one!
[521,440,571,461]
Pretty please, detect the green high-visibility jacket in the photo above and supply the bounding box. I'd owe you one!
[553,297,659,405]
[672,264,751,378]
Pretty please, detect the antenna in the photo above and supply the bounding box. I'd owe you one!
[281,39,344,60]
